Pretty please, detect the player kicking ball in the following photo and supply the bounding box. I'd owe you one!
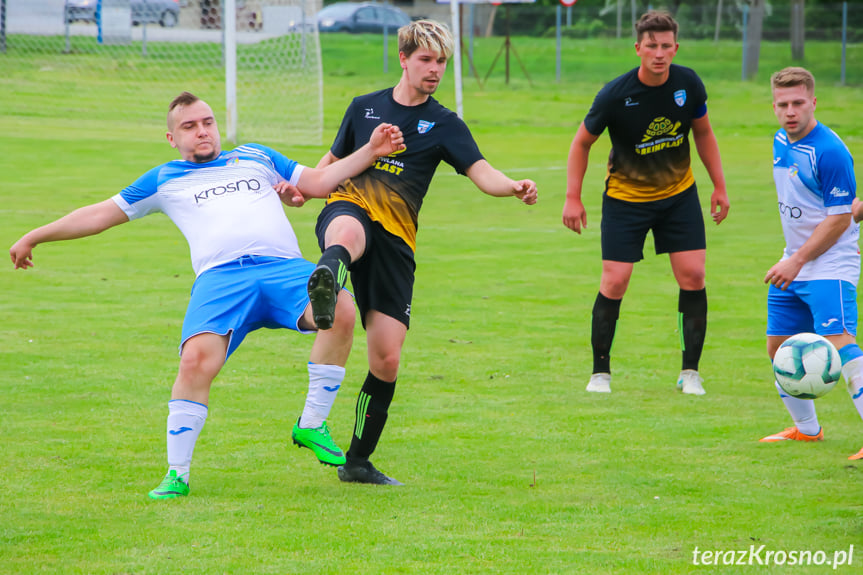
[9,92,404,499]
[303,20,537,485]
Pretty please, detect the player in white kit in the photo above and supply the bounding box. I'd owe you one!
[9,92,404,498]
[759,68,863,460]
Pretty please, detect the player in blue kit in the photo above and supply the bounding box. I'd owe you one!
[9,92,404,498]
[758,68,863,460]
[303,20,537,485]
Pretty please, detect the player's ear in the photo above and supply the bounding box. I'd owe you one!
[166,132,176,148]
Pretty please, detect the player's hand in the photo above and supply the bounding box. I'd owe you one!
[274,181,306,208]
[9,238,35,270]
[764,257,803,290]
[562,197,587,234]
[369,123,405,158]
[711,188,730,224]
[513,180,537,205]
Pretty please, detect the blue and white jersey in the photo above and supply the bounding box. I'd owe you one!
[773,122,859,284]
[112,144,306,276]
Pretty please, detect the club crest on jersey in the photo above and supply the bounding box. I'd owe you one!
[417,120,435,134]
[226,157,239,166]
[674,90,687,107]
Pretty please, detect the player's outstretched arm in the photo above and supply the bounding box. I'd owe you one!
[9,199,129,270]
[465,160,537,205]
[692,113,729,225]
[297,123,405,198]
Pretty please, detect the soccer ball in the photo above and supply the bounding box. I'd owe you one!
[772,333,842,399]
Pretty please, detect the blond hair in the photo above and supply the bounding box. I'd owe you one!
[771,67,815,95]
[398,20,453,59]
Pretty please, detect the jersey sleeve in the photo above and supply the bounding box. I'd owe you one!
[691,71,708,119]
[330,98,359,159]
[820,145,856,210]
[243,143,303,185]
[439,116,484,175]
[583,84,613,137]
[112,165,163,220]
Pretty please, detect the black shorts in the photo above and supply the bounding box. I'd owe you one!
[316,201,415,329]
[600,184,706,263]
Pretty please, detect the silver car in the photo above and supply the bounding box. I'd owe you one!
[65,0,181,28]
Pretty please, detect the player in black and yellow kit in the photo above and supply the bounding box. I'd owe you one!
[307,20,537,484]
[563,10,729,396]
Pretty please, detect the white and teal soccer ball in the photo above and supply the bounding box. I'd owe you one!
[773,333,842,399]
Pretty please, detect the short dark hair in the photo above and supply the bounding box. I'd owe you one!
[635,10,678,43]
[167,91,200,129]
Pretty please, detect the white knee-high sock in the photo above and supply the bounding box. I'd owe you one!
[775,380,819,435]
[166,399,208,483]
[299,363,346,429]
[841,355,863,421]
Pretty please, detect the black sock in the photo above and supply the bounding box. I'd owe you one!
[317,245,351,291]
[591,292,621,374]
[679,288,707,371]
[348,372,396,461]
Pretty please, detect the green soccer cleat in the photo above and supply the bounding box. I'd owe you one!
[291,419,346,467]
[148,469,190,500]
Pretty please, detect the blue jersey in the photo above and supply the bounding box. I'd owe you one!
[773,122,859,284]
[112,144,305,276]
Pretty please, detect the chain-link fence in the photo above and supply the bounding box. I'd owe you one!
[1,0,323,145]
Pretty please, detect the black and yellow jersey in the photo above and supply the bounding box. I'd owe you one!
[584,64,707,203]
[327,88,484,251]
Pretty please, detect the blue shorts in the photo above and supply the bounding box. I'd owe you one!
[766,279,858,337]
[181,255,316,359]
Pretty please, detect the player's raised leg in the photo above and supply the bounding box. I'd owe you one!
[309,214,365,330]
[291,290,356,466]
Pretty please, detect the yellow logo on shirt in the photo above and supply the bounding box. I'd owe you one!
[636,116,684,156]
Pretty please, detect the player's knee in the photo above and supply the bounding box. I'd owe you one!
[178,341,223,379]
[370,349,401,380]
[332,293,356,333]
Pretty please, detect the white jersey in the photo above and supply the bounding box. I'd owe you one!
[773,122,859,284]
[112,144,306,276]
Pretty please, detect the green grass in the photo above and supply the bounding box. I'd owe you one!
[2,35,863,574]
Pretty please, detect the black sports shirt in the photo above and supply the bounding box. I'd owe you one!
[584,64,708,203]
[327,87,484,251]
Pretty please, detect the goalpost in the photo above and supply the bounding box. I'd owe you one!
[2,0,323,146]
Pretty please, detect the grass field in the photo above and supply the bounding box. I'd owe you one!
[2,34,863,574]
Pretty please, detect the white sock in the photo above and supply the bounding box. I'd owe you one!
[166,399,208,483]
[299,363,346,429]
[842,356,863,421]
[774,380,819,435]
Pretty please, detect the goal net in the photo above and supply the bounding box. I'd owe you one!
[2,0,323,146]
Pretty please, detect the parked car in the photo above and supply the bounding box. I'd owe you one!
[65,0,181,28]
[317,2,411,33]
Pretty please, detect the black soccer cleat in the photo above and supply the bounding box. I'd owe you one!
[307,265,338,330]
[337,458,403,486]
